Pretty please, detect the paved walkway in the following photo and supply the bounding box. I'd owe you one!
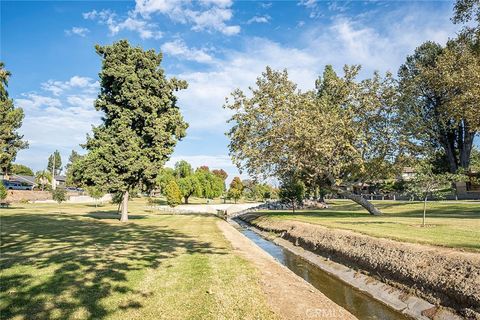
[154,202,262,214]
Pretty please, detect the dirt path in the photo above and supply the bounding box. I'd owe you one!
[217,220,356,320]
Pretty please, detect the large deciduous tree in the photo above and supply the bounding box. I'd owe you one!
[226,66,398,215]
[178,175,202,204]
[0,62,28,177]
[398,41,478,173]
[77,40,188,222]
[195,167,224,200]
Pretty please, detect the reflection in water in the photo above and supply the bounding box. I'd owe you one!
[237,226,410,320]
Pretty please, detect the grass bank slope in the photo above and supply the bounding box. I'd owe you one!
[256,200,480,251]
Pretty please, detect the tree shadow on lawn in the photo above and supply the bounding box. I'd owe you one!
[0,213,226,320]
[84,210,149,220]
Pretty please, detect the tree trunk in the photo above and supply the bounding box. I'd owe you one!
[120,191,128,222]
[422,196,427,227]
[459,123,475,170]
[292,200,295,214]
[334,188,382,215]
[184,196,189,204]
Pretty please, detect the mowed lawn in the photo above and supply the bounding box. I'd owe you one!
[256,200,480,252]
[0,200,276,320]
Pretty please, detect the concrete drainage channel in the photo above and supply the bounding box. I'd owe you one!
[230,218,462,320]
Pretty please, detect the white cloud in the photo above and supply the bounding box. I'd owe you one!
[173,5,459,135]
[65,27,90,37]
[14,77,101,172]
[83,9,162,39]
[175,38,318,133]
[16,94,62,110]
[247,15,270,24]
[134,0,240,35]
[83,1,239,37]
[299,0,322,18]
[161,39,213,63]
[41,76,99,96]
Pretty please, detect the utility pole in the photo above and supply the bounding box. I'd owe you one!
[51,152,56,190]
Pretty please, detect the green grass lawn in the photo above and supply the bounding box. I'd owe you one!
[1,200,276,320]
[256,200,480,252]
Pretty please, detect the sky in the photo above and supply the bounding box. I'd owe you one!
[0,0,470,182]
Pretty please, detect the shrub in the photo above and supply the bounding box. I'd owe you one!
[51,188,67,204]
[165,180,182,207]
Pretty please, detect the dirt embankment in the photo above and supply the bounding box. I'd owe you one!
[239,213,480,319]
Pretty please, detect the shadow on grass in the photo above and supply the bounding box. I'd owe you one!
[84,211,149,220]
[147,198,168,205]
[0,212,225,319]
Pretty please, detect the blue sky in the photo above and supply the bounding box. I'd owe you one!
[0,0,469,181]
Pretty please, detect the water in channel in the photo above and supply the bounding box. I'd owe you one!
[235,223,411,320]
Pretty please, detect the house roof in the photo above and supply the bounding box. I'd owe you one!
[10,174,36,185]
[55,175,66,181]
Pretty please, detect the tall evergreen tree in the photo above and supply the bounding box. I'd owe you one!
[77,40,188,222]
[47,150,63,176]
[0,62,28,177]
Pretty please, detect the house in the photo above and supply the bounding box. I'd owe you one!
[455,172,480,195]
[2,174,35,190]
[54,175,67,187]
[400,167,415,181]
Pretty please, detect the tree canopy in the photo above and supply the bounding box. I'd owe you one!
[398,39,478,173]
[10,163,34,176]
